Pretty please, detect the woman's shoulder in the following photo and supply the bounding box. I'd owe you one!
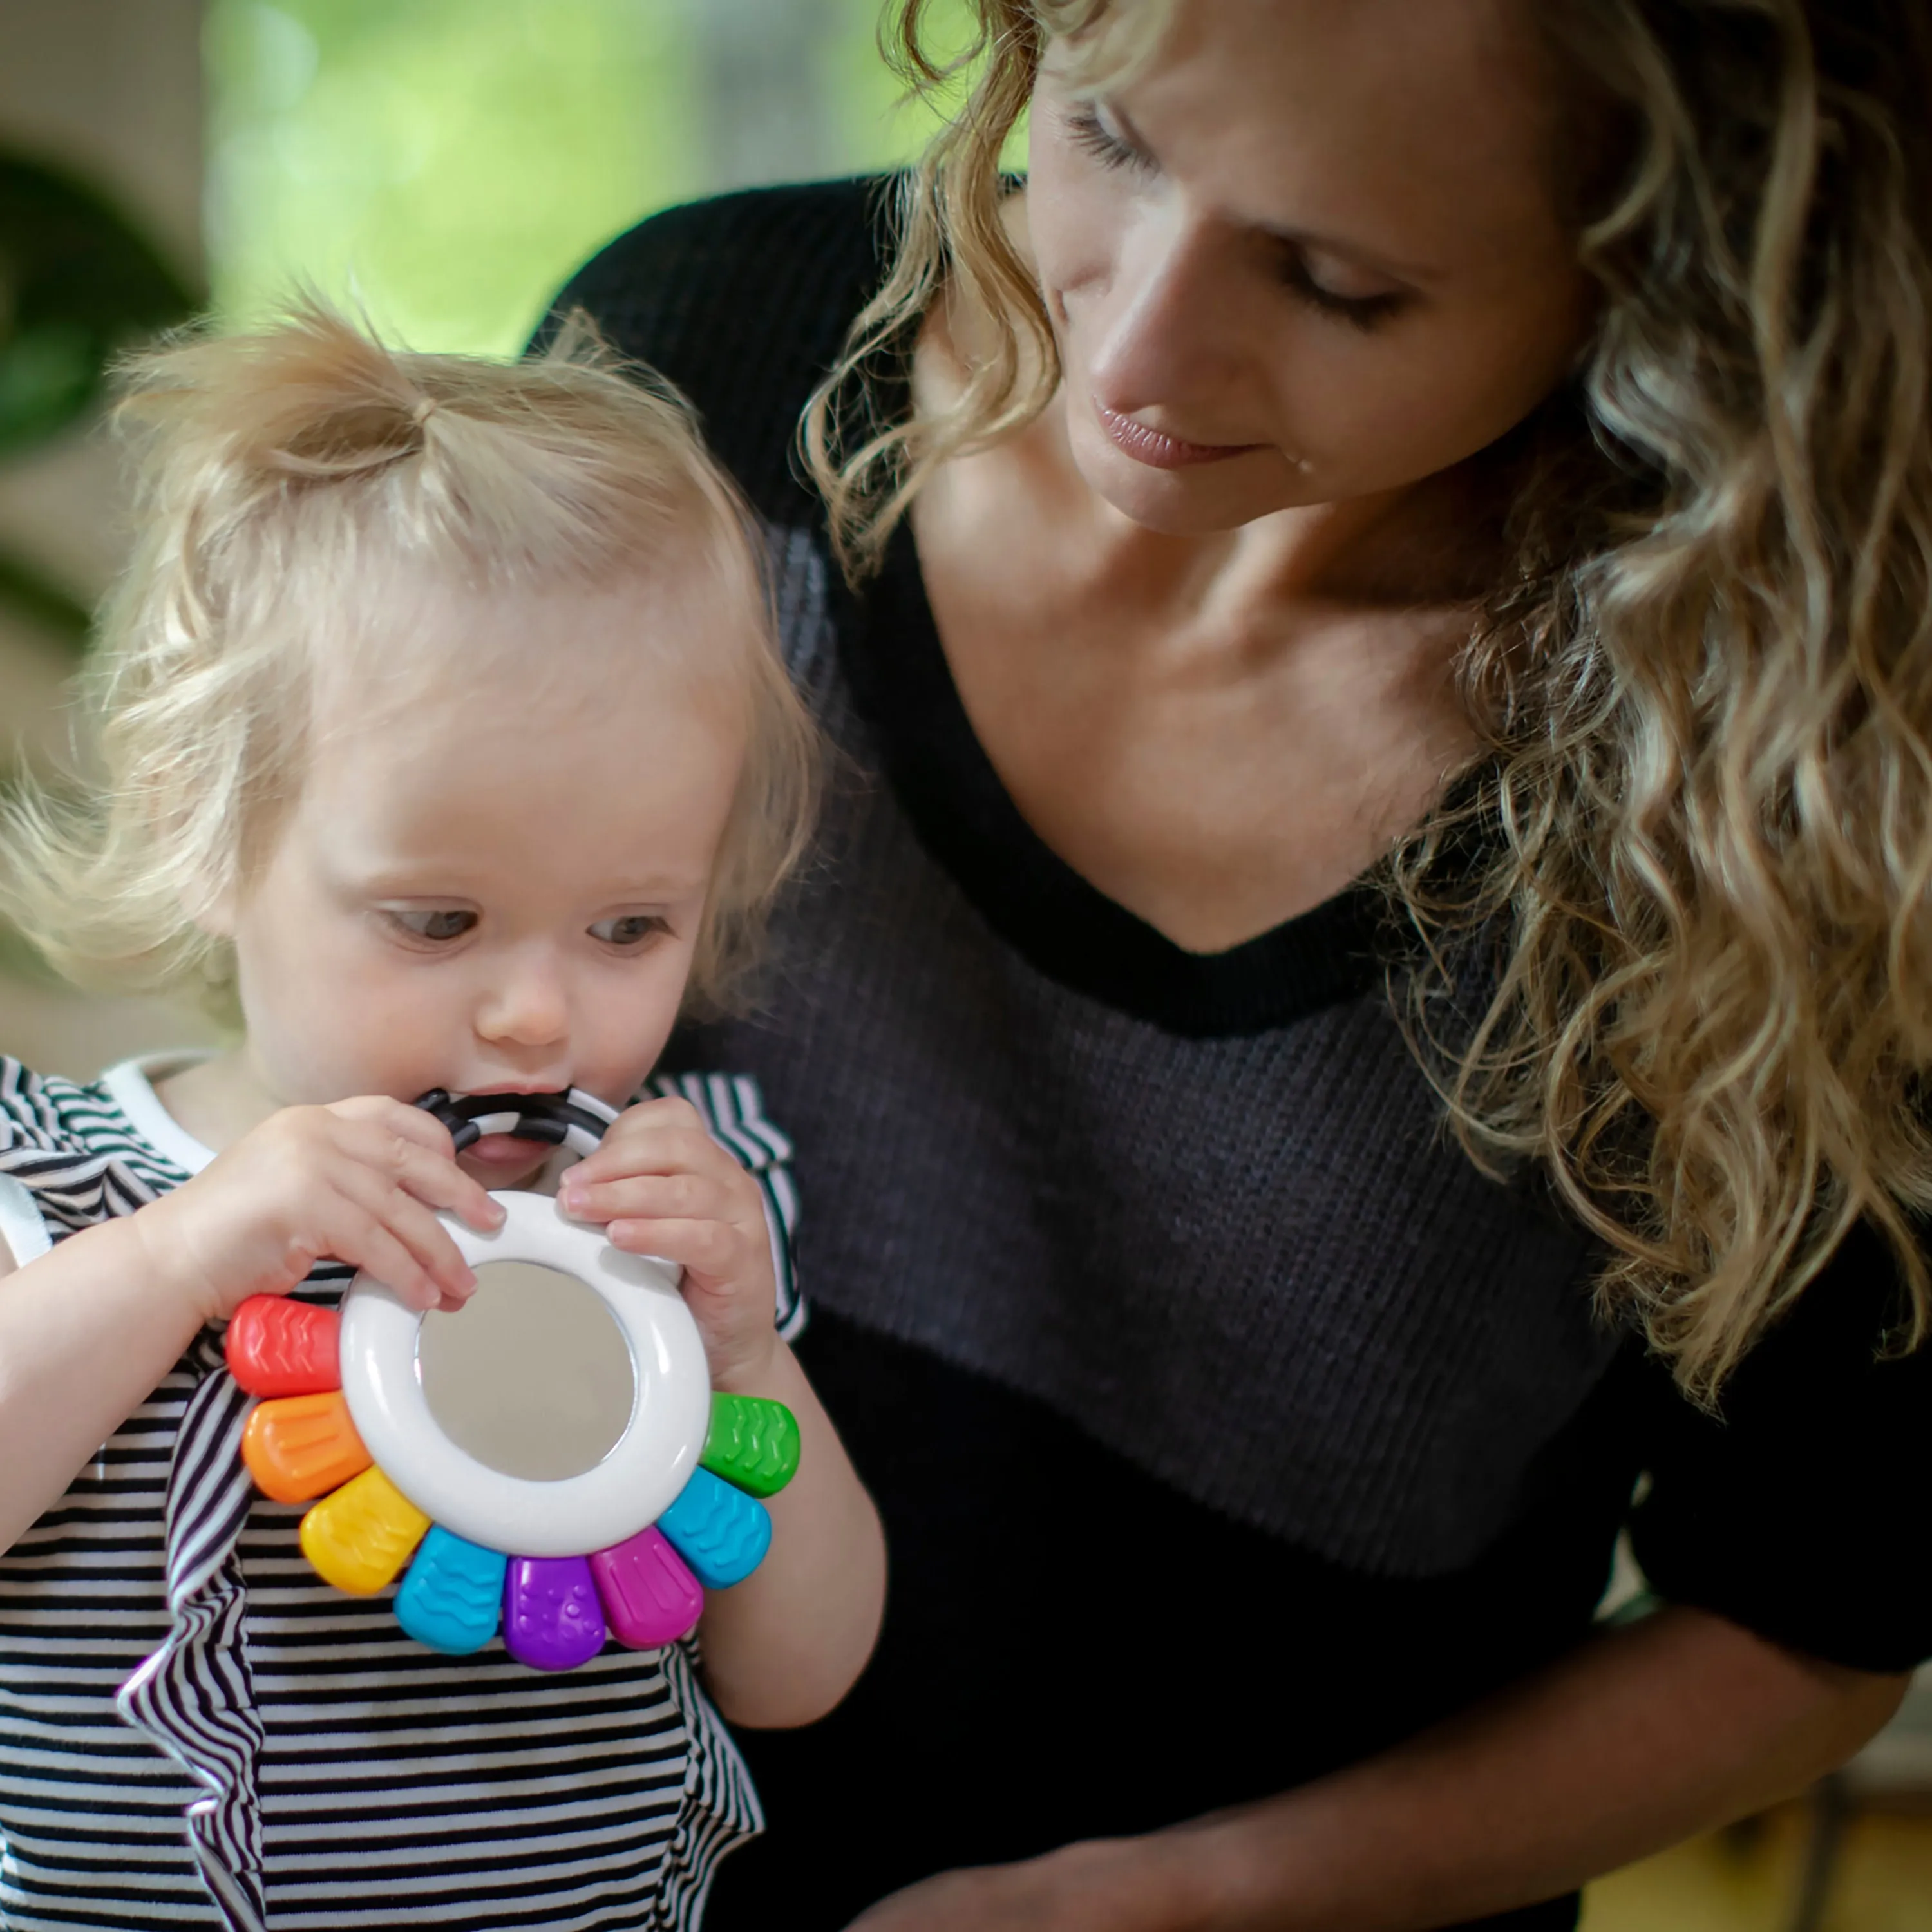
[547,176,898,523]
[1630,1214,1932,1674]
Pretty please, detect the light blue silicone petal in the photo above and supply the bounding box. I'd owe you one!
[656,1464,772,1588]
[395,1524,506,1654]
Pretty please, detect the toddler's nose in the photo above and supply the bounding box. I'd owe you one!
[475,954,571,1050]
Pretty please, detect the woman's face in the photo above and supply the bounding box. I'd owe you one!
[1027,0,1593,534]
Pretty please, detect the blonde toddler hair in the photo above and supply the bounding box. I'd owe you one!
[5,299,819,1014]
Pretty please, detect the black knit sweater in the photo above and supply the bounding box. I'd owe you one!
[554,180,1932,1932]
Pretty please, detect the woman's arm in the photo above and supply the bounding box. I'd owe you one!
[846,1604,1908,1931]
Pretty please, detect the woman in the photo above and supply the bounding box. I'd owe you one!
[554,1,1932,1926]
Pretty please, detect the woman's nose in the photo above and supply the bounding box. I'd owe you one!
[474,952,571,1048]
[1084,213,1244,417]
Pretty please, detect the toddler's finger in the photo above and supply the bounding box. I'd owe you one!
[337,1168,478,1304]
[605,1216,744,1280]
[561,1171,739,1226]
[609,1095,707,1135]
[330,1094,459,1155]
[333,1211,456,1314]
[571,1110,731,1184]
[386,1193,482,1303]
[355,1126,502,1234]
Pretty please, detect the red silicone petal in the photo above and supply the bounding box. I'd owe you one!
[225,1296,342,1397]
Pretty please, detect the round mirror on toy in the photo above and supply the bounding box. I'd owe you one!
[222,1088,800,1671]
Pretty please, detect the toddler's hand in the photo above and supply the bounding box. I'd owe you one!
[558,1097,778,1388]
[134,1097,503,1325]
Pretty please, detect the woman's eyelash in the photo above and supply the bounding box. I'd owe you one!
[1277,252,1407,333]
[1065,106,1153,175]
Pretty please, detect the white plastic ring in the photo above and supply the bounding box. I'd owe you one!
[338,1189,711,1558]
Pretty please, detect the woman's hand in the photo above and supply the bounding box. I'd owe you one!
[558,1095,778,1388]
[133,1096,501,1325]
[844,1843,1180,1932]
[838,1609,1908,1932]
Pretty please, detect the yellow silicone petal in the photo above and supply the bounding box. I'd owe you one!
[299,1466,430,1595]
[242,1390,372,1504]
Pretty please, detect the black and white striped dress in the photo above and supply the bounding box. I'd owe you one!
[0,1054,802,1932]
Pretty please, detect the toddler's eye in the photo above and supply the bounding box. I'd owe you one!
[591,914,667,949]
[389,908,477,942]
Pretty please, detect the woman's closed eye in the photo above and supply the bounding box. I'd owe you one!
[589,913,669,949]
[1065,102,1155,176]
[1276,249,1409,332]
[386,907,478,943]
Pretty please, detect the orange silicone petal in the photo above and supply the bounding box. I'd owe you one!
[299,1467,430,1595]
[242,1390,373,1504]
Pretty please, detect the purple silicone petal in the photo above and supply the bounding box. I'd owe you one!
[502,1554,607,1671]
[591,1528,704,1649]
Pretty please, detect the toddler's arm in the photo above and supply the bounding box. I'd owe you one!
[563,1098,887,1727]
[0,1097,498,1555]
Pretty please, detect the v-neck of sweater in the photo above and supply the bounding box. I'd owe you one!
[833,517,1390,1038]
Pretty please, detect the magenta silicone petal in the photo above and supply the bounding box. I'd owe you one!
[591,1528,704,1649]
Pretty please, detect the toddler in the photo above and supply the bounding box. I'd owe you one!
[0,305,885,1931]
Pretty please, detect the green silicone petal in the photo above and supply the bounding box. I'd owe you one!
[700,1392,800,1498]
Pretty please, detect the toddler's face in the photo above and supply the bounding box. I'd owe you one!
[218,576,747,1190]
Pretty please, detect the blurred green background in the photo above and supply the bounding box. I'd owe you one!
[204,0,990,355]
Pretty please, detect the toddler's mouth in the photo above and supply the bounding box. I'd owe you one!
[435,1087,582,1184]
[464,1132,551,1173]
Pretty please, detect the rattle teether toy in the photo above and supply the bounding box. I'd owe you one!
[224,1088,800,1671]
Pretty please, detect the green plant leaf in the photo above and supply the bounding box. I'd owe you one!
[0,147,200,459]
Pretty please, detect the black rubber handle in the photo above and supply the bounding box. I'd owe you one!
[412,1088,619,1158]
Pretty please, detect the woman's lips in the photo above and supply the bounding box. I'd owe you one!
[1095,402,1262,469]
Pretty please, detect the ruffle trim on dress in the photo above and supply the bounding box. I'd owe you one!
[117,1342,268,1932]
[650,1638,764,1931]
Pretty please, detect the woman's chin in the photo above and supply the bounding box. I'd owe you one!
[1070,429,1306,535]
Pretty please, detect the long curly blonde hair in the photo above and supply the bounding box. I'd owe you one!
[806,0,1932,1398]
